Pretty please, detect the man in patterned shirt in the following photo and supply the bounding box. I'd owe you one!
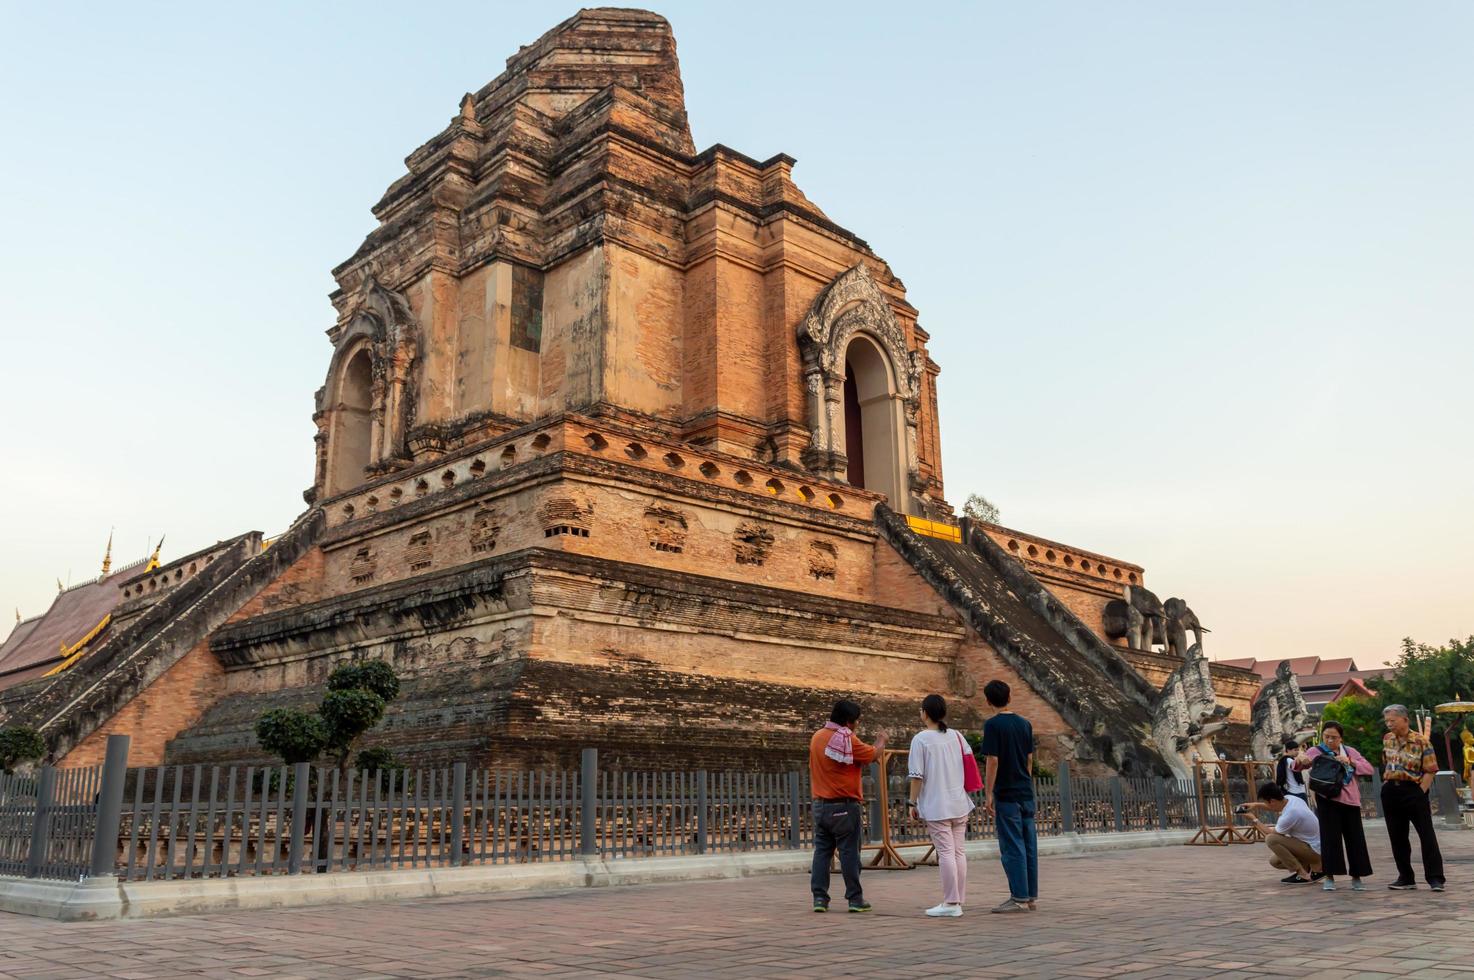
[1380,704,1445,891]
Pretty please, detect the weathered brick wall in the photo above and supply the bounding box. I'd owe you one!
[1209,666,1262,724]
[978,523,1144,649]
[225,545,325,623]
[316,12,948,512]
[314,459,885,610]
[952,634,1073,767]
[60,639,224,768]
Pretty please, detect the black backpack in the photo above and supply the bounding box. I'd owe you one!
[1308,751,1346,799]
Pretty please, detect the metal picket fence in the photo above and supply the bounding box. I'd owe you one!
[872,751,1201,855]
[6,735,1452,884]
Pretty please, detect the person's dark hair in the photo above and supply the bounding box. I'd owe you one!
[982,680,1011,708]
[1281,738,1300,752]
[1257,781,1286,802]
[829,699,862,727]
[1320,721,1343,737]
[921,694,948,732]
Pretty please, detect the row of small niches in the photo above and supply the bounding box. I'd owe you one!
[339,432,849,523]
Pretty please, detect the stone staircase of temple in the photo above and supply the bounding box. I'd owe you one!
[8,509,327,762]
[875,505,1174,777]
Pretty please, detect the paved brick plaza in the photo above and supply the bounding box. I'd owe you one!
[0,829,1467,979]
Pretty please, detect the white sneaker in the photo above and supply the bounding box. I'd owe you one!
[925,903,963,917]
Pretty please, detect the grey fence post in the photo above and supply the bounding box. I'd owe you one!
[866,762,882,843]
[1058,761,1075,834]
[450,762,467,865]
[1155,778,1170,831]
[287,762,310,875]
[788,771,802,850]
[87,735,131,879]
[25,766,57,878]
[1433,773,1461,829]
[1110,776,1125,832]
[1370,768,1384,818]
[579,749,597,857]
[695,770,708,854]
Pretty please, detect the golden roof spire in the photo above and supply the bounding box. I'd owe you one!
[13,608,19,624]
[56,578,64,591]
[101,529,114,575]
[145,535,165,572]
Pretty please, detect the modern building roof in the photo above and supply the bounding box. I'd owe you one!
[1215,655,1363,680]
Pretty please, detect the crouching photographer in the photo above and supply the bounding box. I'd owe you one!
[1239,782,1323,884]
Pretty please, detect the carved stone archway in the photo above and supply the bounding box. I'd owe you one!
[314,277,421,499]
[797,264,922,513]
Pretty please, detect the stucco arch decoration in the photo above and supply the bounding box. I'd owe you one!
[797,263,923,512]
[312,276,421,499]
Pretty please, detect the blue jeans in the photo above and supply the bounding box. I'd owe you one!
[995,798,1038,901]
[810,801,864,907]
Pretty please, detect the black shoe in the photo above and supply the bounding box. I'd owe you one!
[848,902,873,913]
[1388,880,1417,890]
[812,902,829,912]
[1430,883,1445,892]
[1282,875,1313,885]
[1309,871,1326,882]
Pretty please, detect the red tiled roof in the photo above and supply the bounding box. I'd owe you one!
[1298,668,1390,692]
[1329,677,1375,703]
[1284,656,1322,676]
[1315,657,1357,674]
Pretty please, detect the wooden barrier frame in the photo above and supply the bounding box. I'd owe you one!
[835,749,932,871]
[1186,759,1274,846]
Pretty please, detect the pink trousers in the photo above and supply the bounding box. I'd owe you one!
[926,815,970,905]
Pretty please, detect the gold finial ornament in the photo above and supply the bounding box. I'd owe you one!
[145,536,165,572]
[101,529,114,575]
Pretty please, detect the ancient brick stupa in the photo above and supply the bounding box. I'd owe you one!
[0,9,1268,775]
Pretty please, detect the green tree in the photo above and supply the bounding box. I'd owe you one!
[1369,636,1474,766]
[1319,696,1385,766]
[255,660,401,772]
[962,493,1000,524]
[254,709,328,765]
[0,726,46,774]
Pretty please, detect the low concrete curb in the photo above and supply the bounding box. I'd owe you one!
[0,829,1195,921]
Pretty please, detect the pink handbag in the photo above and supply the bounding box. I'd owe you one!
[958,731,983,793]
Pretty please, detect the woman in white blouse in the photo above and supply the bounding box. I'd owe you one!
[907,693,976,917]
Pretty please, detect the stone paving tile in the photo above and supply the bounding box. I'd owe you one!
[0,828,1467,977]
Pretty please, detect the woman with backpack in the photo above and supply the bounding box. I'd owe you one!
[906,694,980,917]
[1295,721,1375,891]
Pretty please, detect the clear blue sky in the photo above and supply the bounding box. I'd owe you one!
[2,2,1470,667]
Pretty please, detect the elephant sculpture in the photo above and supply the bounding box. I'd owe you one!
[1163,597,1209,659]
[1103,585,1167,651]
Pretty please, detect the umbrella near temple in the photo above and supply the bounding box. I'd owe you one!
[1433,695,1474,778]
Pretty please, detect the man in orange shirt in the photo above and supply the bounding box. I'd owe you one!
[809,699,887,912]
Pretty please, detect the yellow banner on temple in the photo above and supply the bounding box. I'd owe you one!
[905,515,961,543]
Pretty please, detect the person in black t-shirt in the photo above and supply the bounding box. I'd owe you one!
[1275,738,1307,802]
[980,680,1036,913]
